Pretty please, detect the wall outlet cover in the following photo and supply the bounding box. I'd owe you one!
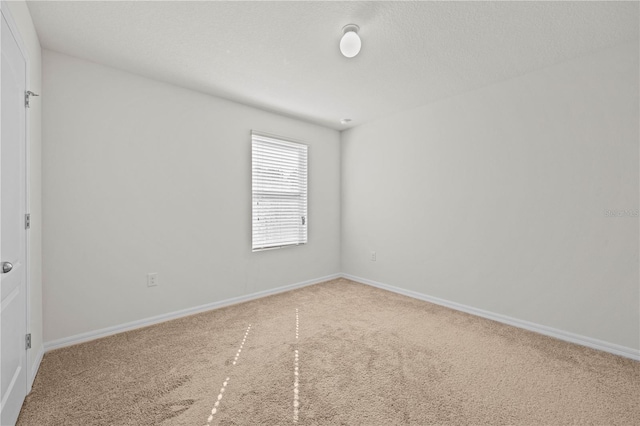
[147,273,158,287]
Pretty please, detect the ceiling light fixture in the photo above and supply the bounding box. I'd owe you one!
[340,24,361,58]
[340,118,352,124]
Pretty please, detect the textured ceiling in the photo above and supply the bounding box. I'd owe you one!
[28,1,639,130]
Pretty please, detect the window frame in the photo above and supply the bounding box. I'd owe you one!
[251,131,308,252]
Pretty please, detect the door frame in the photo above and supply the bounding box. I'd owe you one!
[0,0,33,393]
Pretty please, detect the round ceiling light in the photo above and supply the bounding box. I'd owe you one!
[340,24,361,58]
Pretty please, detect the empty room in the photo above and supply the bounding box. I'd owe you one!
[1,0,638,425]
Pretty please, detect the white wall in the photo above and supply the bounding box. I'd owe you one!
[342,42,639,350]
[5,0,43,381]
[42,50,341,342]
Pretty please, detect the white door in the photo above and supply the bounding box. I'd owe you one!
[0,9,28,426]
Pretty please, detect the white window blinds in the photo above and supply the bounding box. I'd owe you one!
[252,132,308,251]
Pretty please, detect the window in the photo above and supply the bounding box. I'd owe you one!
[252,131,308,251]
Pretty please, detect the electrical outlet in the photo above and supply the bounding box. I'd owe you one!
[370,251,376,261]
[147,273,158,287]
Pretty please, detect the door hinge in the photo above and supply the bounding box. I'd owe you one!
[26,333,31,350]
[25,90,39,108]
[25,213,31,230]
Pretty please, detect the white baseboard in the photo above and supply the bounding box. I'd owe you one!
[42,272,640,361]
[342,273,640,361]
[28,345,45,392]
[44,273,341,352]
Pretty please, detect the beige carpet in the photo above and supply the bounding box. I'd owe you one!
[17,278,640,425]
